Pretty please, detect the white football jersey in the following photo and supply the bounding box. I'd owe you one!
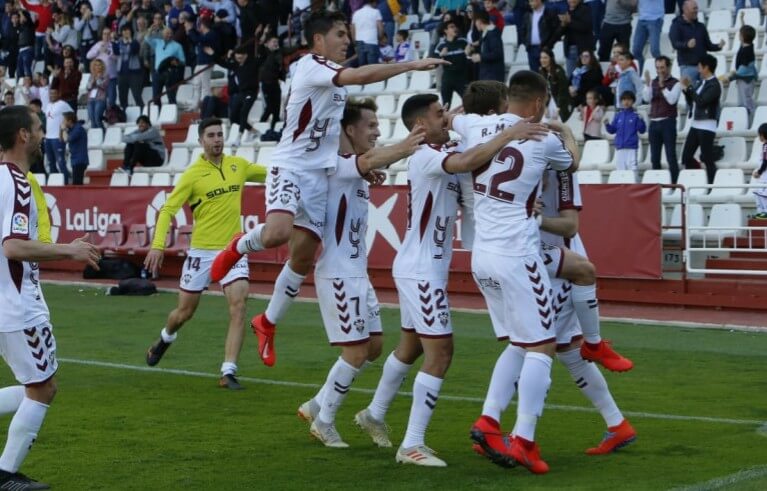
[539,169,587,257]
[315,154,370,279]
[392,144,461,280]
[0,163,49,331]
[452,113,521,151]
[270,54,348,171]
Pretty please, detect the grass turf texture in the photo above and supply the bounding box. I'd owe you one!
[7,284,767,490]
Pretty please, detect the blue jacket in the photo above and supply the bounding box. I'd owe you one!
[669,15,721,67]
[67,122,89,166]
[478,27,505,82]
[605,108,646,149]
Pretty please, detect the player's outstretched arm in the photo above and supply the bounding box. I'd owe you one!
[336,58,450,87]
[357,125,426,174]
[3,234,100,269]
[540,208,579,238]
[444,118,549,173]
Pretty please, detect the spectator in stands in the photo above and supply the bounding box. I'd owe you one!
[643,55,681,183]
[615,51,642,107]
[51,56,81,110]
[484,0,505,30]
[394,29,417,62]
[44,87,73,183]
[723,21,757,122]
[87,59,109,129]
[90,0,109,27]
[147,27,185,104]
[597,0,634,63]
[213,9,237,55]
[200,0,237,26]
[121,115,165,173]
[258,31,284,139]
[540,46,571,120]
[114,24,145,110]
[471,9,504,82]
[34,72,51,106]
[681,54,721,184]
[168,0,194,31]
[352,0,384,66]
[27,98,47,175]
[558,0,595,77]
[520,0,561,73]
[16,76,34,105]
[87,27,118,109]
[16,11,35,79]
[434,20,469,107]
[61,111,88,185]
[189,17,219,110]
[201,84,230,119]
[601,42,629,105]
[177,12,196,69]
[604,90,646,178]
[379,34,396,62]
[580,89,605,140]
[135,0,159,25]
[46,13,77,71]
[377,0,401,48]
[669,0,725,84]
[1,9,20,79]
[735,0,760,11]
[631,0,663,72]
[19,0,54,62]
[237,0,261,45]
[569,49,602,108]
[207,45,258,146]
[0,90,14,108]
[752,124,767,219]
[584,0,604,39]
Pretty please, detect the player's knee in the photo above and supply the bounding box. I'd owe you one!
[573,260,597,285]
[341,345,369,368]
[27,378,57,404]
[262,224,292,248]
[367,336,383,362]
[289,255,314,275]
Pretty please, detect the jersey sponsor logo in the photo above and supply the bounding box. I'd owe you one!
[332,93,345,104]
[206,184,241,199]
[476,276,501,290]
[306,118,330,152]
[433,216,449,259]
[11,212,28,234]
[230,164,237,172]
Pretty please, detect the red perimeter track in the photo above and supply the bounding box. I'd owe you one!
[42,271,766,331]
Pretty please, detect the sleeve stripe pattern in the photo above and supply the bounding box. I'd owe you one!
[6,164,31,293]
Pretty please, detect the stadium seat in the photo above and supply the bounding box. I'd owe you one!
[411,30,430,53]
[409,71,431,91]
[158,104,178,125]
[256,146,275,166]
[175,84,196,111]
[376,95,395,116]
[189,147,204,163]
[501,25,517,46]
[47,173,65,186]
[662,13,675,33]
[225,124,241,145]
[97,223,126,254]
[235,146,256,162]
[576,170,602,184]
[706,10,732,32]
[345,85,364,95]
[714,137,747,169]
[130,173,150,186]
[87,149,105,171]
[33,173,46,186]
[641,169,672,194]
[691,203,745,242]
[116,224,150,255]
[110,173,130,186]
[378,118,392,139]
[746,106,767,137]
[665,169,708,202]
[449,92,462,110]
[579,140,611,170]
[696,169,745,202]
[553,41,564,63]
[747,137,763,167]
[564,111,585,141]
[663,203,704,240]
[708,30,729,52]
[362,81,385,94]
[87,128,104,149]
[386,73,408,92]
[390,119,409,140]
[179,124,200,147]
[607,169,638,183]
[165,224,193,256]
[721,83,739,107]
[102,127,124,152]
[168,147,189,170]
[172,173,183,185]
[503,44,516,66]
[150,173,171,186]
[125,106,141,123]
[142,103,160,124]
[514,44,529,65]
[716,107,748,136]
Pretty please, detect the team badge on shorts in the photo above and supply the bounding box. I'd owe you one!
[354,318,365,333]
[438,311,449,327]
[182,273,192,285]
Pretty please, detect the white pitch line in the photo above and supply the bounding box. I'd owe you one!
[59,357,766,428]
[668,465,767,491]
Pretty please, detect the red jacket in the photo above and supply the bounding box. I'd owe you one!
[19,0,53,34]
[487,7,505,31]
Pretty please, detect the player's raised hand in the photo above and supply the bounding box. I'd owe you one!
[144,249,164,277]
[401,123,426,154]
[410,57,451,71]
[505,117,550,141]
[364,170,387,186]
[68,234,101,269]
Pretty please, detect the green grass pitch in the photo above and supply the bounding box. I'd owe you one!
[8,284,767,490]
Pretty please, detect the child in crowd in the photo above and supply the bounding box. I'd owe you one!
[601,43,630,105]
[61,111,89,185]
[605,91,646,178]
[723,20,757,121]
[394,29,416,63]
[753,123,767,219]
[615,52,643,108]
[379,34,396,63]
[580,89,605,141]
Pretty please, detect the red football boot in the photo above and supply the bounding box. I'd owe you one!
[509,437,549,474]
[469,416,515,468]
[586,419,637,455]
[251,313,277,367]
[580,340,633,372]
[210,233,245,283]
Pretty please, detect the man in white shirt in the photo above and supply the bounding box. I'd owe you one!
[351,0,383,66]
[643,55,682,183]
[43,88,73,184]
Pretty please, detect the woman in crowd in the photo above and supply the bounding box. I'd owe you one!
[569,49,603,109]
[87,59,109,129]
[540,47,571,121]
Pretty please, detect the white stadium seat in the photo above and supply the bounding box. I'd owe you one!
[130,173,150,186]
[735,8,762,32]
[378,118,392,139]
[664,204,704,240]
[714,137,747,169]
[256,146,275,166]
[87,128,103,149]
[411,30,430,53]
[33,173,46,186]
[172,173,183,185]
[386,73,408,92]
[501,25,517,45]
[150,173,171,186]
[168,147,189,170]
[696,169,745,202]
[579,140,611,170]
[47,173,65,186]
[158,104,178,125]
[748,137,763,166]
[125,106,142,123]
[716,107,748,136]
[409,71,432,91]
[706,10,732,32]
[189,147,204,164]
[642,169,672,194]
[607,170,638,184]
[394,171,408,185]
[576,170,602,184]
[109,173,129,186]
[235,146,256,162]
[691,203,745,241]
[376,95,395,116]
[665,169,708,202]
[87,149,105,171]
[102,127,124,152]
[362,81,385,94]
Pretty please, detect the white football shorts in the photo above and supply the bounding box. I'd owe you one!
[550,277,583,347]
[0,322,58,385]
[265,166,328,240]
[316,277,383,345]
[395,278,452,338]
[472,252,556,347]
[180,248,249,292]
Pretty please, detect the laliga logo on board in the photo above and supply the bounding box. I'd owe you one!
[45,192,121,238]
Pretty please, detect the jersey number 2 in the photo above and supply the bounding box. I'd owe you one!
[473,147,524,204]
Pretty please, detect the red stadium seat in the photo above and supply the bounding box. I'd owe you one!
[164,225,193,256]
[134,227,174,256]
[116,224,150,255]
[98,224,126,255]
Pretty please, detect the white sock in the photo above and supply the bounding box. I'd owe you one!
[367,352,412,422]
[0,387,24,416]
[0,398,48,473]
[317,357,359,425]
[401,371,443,449]
[558,348,623,427]
[220,361,237,376]
[311,360,372,407]
[571,284,602,344]
[161,327,177,343]
[236,224,266,254]
[514,352,552,442]
[264,263,306,325]
[481,345,526,423]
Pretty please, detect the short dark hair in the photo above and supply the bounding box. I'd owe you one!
[304,10,347,49]
[613,42,629,54]
[396,29,409,39]
[199,17,212,29]
[699,53,717,73]
[29,99,42,108]
[740,24,756,44]
[508,70,548,103]
[120,24,132,32]
[63,111,76,123]
[0,106,35,151]
[136,115,151,126]
[618,51,634,61]
[342,98,378,129]
[234,46,249,55]
[463,80,507,115]
[758,123,767,140]
[198,117,223,136]
[656,55,672,69]
[620,90,636,102]
[473,9,490,25]
[402,93,439,131]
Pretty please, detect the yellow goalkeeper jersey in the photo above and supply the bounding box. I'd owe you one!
[27,172,52,244]
[151,154,267,250]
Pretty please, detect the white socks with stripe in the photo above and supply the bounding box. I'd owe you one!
[220,361,237,376]
[0,387,24,416]
[513,352,552,442]
[0,398,48,473]
[236,224,265,254]
[401,371,443,449]
[264,263,306,325]
[481,345,526,423]
[571,284,602,344]
[367,352,412,422]
[160,327,177,343]
[558,348,623,427]
[317,357,359,425]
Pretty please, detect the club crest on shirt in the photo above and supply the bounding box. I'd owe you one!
[11,212,28,235]
[230,164,237,172]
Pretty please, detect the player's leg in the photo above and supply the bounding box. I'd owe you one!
[146,290,202,366]
[219,278,250,390]
[558,248,633,372]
